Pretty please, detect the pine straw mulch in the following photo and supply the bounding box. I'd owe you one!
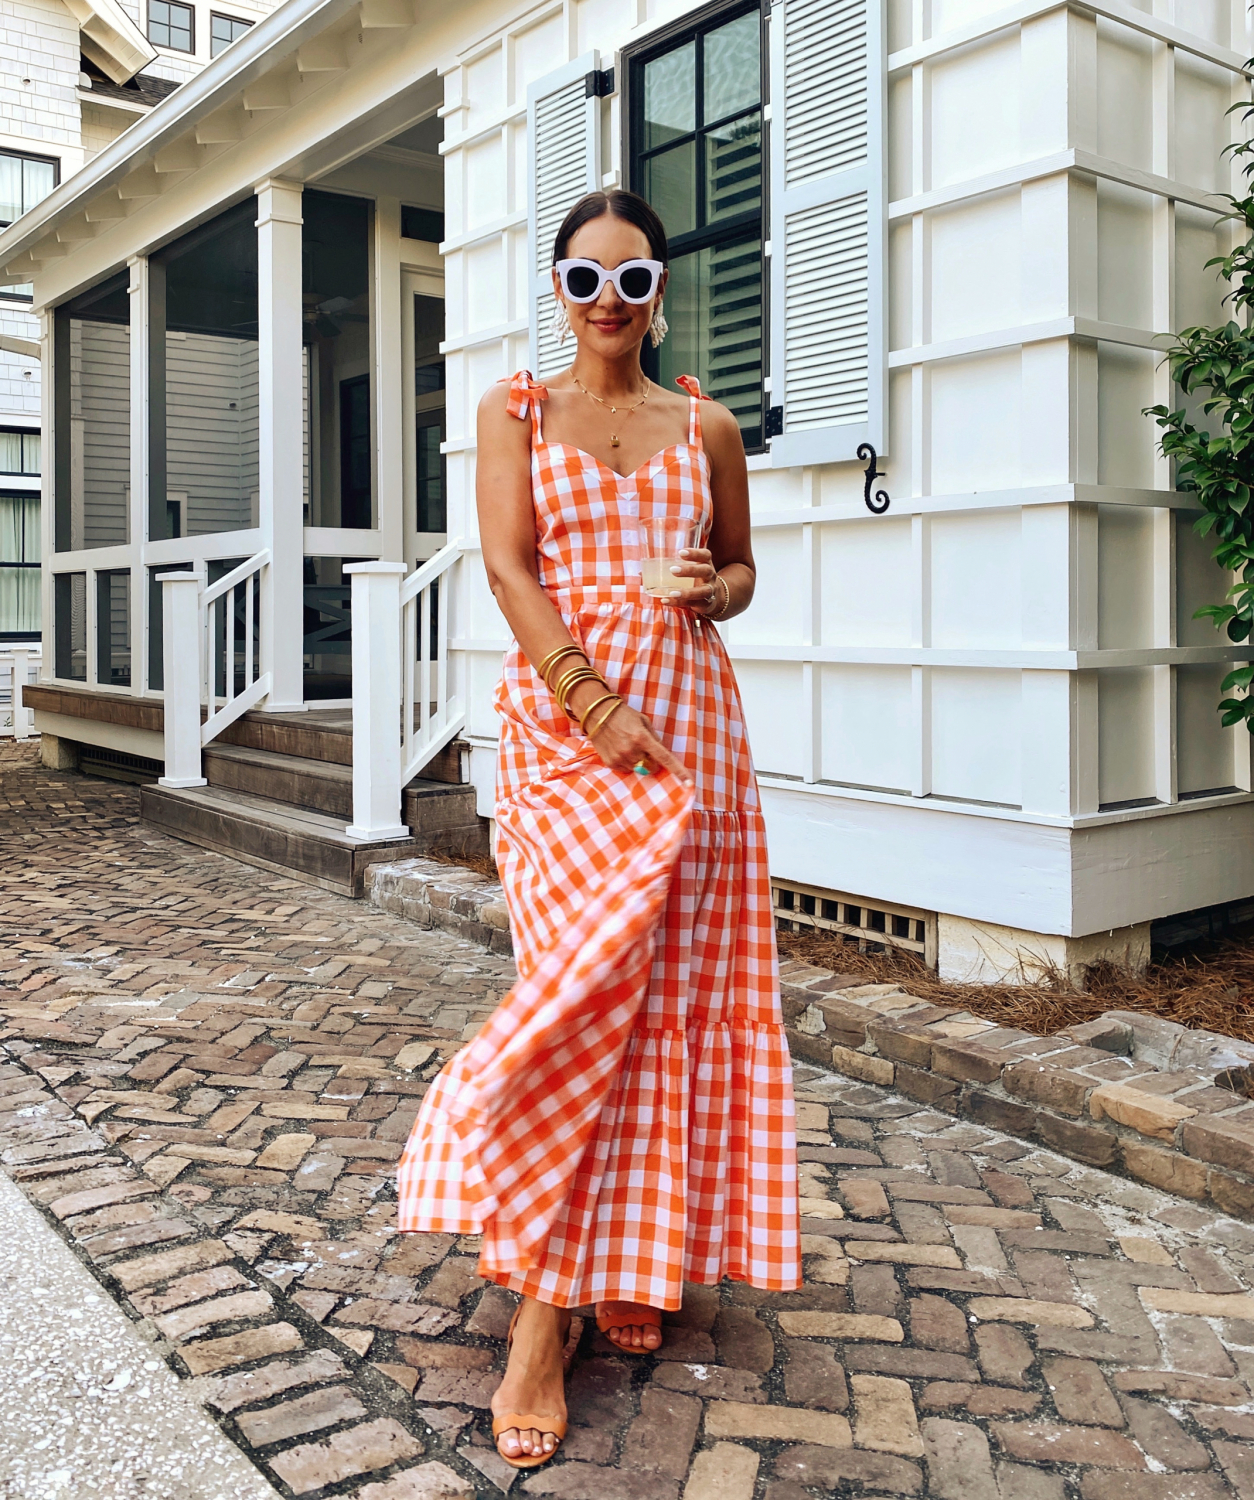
[417,843,503,882]
[339,832,1254,1048]
[776,925,1254,1046]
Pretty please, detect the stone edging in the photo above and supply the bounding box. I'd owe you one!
[366,858,1254,1223]
[369,859,513,956]
[779,958,1254,1223]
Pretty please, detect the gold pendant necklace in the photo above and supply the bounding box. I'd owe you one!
[572,374,650,448]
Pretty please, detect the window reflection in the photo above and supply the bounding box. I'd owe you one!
[644,43,695,149]
[634,6,764,448]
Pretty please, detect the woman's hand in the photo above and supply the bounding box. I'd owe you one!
[587,701,693,783]
[657,547,718,612]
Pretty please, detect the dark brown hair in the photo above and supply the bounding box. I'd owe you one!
[552,189,669,266]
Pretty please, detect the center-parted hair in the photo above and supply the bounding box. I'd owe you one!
[552,189,669,267]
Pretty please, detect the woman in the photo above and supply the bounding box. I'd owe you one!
[396,188,800,1469]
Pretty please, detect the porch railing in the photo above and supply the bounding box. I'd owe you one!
[0,646,40,740]
[158,550,272,788]
[345,541,464,840]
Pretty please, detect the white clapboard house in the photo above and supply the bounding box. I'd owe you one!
[0,0,1251,978]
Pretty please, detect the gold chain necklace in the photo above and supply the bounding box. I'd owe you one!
[572,374,650,448]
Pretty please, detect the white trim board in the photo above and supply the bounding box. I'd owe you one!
[760,781,1254,936]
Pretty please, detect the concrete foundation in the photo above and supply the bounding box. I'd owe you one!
[39,733,78,771]
[937,915,1153,987]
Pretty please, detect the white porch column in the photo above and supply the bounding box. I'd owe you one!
[157,573,206,788]
[255,178,307,712]
[127,255,148,694]
[344,561,408,840]
[373,195,405,564]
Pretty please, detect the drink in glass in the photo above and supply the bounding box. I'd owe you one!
[640,516,705,598]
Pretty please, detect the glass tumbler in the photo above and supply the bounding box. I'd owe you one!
[640,515,705,598]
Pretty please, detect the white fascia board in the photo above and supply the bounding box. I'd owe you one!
[77,87,149,116]
[63,0,158,86]
[0,0,362,276]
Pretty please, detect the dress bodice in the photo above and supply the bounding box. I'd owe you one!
[504,370,712,596]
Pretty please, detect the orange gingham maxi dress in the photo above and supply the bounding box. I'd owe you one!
[396,371,801,1310]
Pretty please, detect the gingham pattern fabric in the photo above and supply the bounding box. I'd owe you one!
[396,371,801,1309]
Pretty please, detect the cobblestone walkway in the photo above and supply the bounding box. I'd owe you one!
[2,749,1253,1500]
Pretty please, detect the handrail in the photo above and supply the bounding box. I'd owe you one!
[401,541,465,788]
[344,543,465,841]
[158,550,272,788]
[203,547,271,606]
[400,537,462,605]
[202,550,270,745]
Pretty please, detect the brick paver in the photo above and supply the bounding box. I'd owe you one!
[2,749,1254,1499]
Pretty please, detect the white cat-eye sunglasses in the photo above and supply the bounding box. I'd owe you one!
[554,258,665,305]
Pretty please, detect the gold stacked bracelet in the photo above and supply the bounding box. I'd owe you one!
[534,642,625,738]
[552,665,604,717]
[584,697,624,738]
[536,645,585,683]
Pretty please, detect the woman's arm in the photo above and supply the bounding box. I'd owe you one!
[476,384,692,781]
[657,400,756,620]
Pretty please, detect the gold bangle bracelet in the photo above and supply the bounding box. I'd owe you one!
[585,697,624,738]
[554,668,605,717]
[578,692,619,732]
[537,645,585,683]
[708,573,732,621]
[544,654,588,690]
[550,664,598,702]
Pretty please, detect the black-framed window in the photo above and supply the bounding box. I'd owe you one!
[210,11,251,56]
[630,3,764,450]
[0,429,40,476]
[1,149,58,300]
[0,492,40,637]
[148,0,194,52]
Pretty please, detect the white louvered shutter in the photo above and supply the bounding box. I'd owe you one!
[527,55,602,380]
[768,0,886,466]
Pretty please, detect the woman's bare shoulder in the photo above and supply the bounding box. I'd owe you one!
[478,380,514,421]
[699,397,747,452]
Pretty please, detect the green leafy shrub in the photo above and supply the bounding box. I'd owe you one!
[1145,136,1254,730]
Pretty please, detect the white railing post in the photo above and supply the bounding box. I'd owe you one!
[9,649,31,739]
[158,572,207,788]
[344,561,408,840]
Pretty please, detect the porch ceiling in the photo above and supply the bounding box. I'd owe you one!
[0,0,450,291]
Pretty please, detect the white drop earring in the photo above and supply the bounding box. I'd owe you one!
[649,301,668,349]
[553,299,571,345]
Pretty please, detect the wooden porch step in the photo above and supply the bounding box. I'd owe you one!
[219,708,353,766]
[204,743,354,819]
[139,783,427,898]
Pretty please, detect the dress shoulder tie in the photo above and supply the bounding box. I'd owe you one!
[502,370,549,425]
[674,375,710,448]
[674,375,711,402]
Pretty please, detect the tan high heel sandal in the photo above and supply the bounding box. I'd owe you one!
[491,1305,580,1471]
[595,1300,663,1353]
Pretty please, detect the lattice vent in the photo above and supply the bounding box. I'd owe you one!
[772,879,937,969]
